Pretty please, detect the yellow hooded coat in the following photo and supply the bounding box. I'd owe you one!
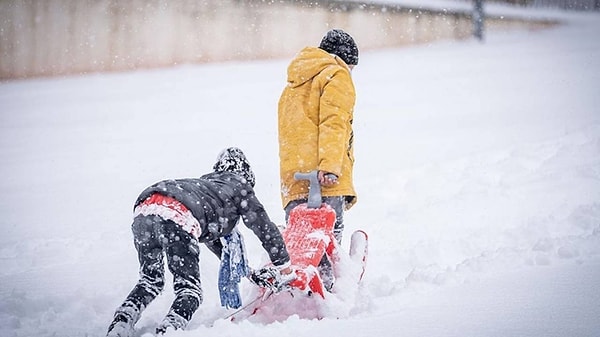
[278,46,357,210]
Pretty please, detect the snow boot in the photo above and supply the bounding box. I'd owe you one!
[106,305,140,337]
[155,311,188,335]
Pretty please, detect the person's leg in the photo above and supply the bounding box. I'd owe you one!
[108,215,165,335]
[158,221,202,332]
[319,196,345,291]
[322,196,345,244]
[284,198,305,223]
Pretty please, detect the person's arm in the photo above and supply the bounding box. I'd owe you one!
[239,189,291,268]
[318,69,356,177]
[203,239,223,259]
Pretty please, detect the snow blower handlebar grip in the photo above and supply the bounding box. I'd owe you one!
[294,170,321,209]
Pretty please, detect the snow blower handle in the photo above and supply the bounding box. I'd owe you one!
[294,170,321,209]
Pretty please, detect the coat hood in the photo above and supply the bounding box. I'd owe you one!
[286,47,348,88]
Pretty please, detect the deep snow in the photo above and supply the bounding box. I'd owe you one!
[1,5,599,337]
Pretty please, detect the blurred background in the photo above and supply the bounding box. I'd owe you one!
[0,0,598,80]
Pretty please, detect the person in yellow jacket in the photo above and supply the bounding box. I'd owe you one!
[278,29,359,290]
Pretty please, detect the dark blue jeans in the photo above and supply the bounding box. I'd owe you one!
[115,214,202,324]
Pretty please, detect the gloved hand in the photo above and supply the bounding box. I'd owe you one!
[318,170,338,186]
[249,265,296,292]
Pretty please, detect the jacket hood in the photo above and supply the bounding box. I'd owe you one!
[286,47,347,88]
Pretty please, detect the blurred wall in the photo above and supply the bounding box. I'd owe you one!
[0,0,556,80]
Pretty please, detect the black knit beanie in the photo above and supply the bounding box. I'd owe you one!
[213,147,256,187]
[319,29,359,66]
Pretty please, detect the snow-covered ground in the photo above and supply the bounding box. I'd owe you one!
[1,6,599,337]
